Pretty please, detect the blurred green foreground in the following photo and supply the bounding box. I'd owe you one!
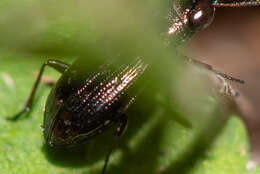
[0,0,258,174]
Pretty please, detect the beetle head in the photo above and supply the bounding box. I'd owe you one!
[168,0,215,43]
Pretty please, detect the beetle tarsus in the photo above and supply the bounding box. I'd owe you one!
[6,107,30,121]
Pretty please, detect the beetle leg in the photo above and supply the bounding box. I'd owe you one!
[184,56,245,84]
[115,116,128,137]
[101,116,128,174]
[7,59,70,121]
[215,74,239,97]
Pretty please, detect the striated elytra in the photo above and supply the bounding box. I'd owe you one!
[43,58,146,147]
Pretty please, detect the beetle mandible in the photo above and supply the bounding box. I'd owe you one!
[7,0,260,173]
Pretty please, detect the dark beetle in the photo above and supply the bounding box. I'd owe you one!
[43,59,146,147]
[8,58,147,173]
[7,0,260,173]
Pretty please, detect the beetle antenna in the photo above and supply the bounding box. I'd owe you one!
[212,0,260,7]
[186,57,245,84]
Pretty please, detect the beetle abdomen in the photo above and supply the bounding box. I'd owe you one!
[48,59,147,146]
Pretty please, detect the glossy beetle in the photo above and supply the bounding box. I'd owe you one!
[7,0,260,173]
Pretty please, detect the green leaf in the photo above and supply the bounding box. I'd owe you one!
[0,54,258,174]
[0,0,258,174]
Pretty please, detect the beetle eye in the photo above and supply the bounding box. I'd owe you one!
[188,0,215,31]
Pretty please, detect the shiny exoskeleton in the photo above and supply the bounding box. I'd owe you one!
[44,59,146,147]
[8,0,260,174]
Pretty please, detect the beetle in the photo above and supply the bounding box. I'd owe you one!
[7,0,260,173]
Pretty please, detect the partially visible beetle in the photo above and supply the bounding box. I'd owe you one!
[8,58,147,173]
[7,0,260,173]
